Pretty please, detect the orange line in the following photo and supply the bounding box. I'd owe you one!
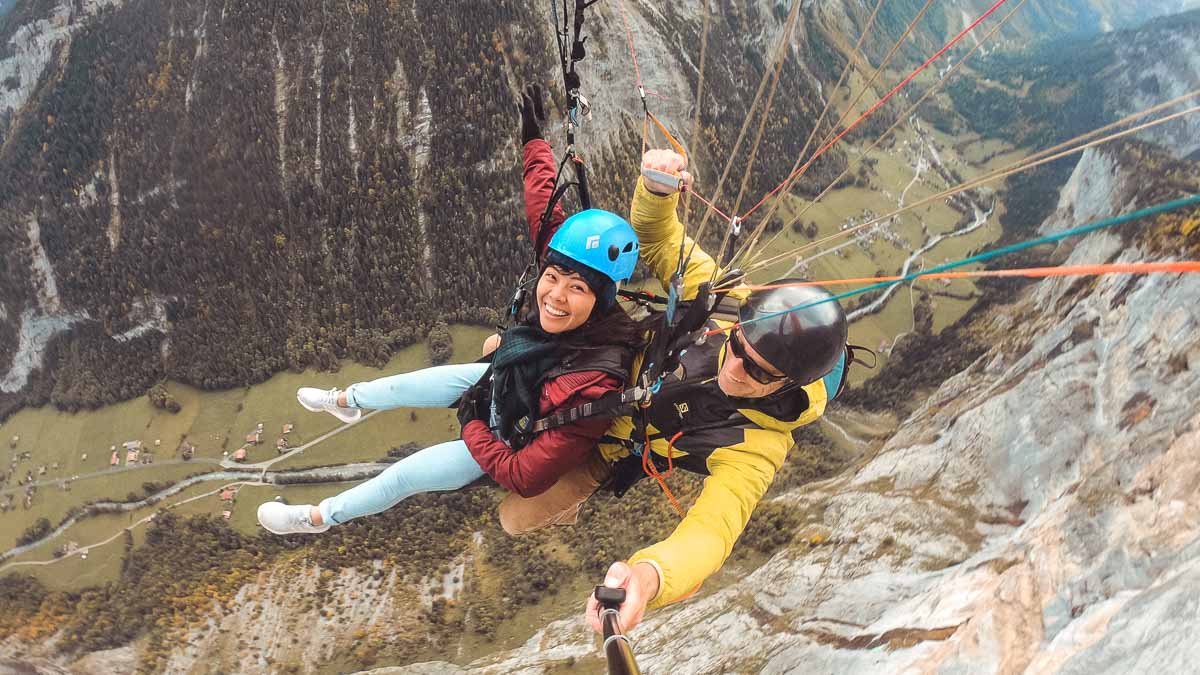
[704,261,1200,336]
[735,261,1200,290]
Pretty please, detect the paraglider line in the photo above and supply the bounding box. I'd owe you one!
[739,0,1012,222]
[737,100,1200,277]
[735,0,1030,269]
[708,194,1200,335]
[731,261,1200,291]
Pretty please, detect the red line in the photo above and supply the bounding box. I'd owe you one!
[740,0,1011,221]
[616,0,644,90]
[685,188,732,223]
[735,261,1200,290]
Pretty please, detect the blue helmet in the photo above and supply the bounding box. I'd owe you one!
[547,209,639,283]
[544,209,639,312]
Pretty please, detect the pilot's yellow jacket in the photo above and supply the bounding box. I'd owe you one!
[602,179,841,609]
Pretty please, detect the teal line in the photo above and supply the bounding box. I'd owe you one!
[740,193,1200,327]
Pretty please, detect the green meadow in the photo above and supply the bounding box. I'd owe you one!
[1,325,496,589]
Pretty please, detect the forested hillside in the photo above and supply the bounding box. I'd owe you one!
[0,0,862,420]
[17,0,1181,418]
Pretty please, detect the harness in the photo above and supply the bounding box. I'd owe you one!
[529,284,742,433]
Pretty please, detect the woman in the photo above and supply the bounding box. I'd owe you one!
[255,208,644,534]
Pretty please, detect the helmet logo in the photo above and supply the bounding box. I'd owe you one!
[674,402,689,417]
[585,235,600,250]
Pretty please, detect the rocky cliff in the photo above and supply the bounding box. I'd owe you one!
[360,146,1200,673]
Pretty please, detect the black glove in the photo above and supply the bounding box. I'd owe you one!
[456,384,488,428]
[519,83,548,145]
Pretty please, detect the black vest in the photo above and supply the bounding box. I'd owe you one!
[541,342,632,384]
[495,341,634,449]
[633,322,811,475]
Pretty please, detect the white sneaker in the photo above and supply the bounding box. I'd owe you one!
[296,387,362,424]
[257,502,330,534]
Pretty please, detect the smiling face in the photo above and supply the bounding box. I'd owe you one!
[536,264,597,334]
[717,329,790,398]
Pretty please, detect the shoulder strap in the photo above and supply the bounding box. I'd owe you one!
[525,290,741,436]
[831,343,877,400]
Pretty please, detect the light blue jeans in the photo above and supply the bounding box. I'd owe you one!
[318,362,491,526]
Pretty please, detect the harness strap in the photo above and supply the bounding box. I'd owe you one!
[527,294,742,435]
[530,385,650,434]
[833,343,878,400]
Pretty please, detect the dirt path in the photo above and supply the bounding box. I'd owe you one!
[0,410,387,571]
[1,457,223,497]
[0,479,267,573]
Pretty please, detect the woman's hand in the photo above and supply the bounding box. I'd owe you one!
[456,384,488,428]
[641,149,693,195]
[519,83,548,145]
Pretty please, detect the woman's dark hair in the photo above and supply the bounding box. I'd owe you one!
[558,302,654,351]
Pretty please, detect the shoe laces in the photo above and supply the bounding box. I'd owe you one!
[324,388,345,408]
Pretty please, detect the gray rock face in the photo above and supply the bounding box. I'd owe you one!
[387,150,1200,673]
[1099,16,1200,159]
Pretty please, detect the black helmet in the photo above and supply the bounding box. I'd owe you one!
[737,279,847,384]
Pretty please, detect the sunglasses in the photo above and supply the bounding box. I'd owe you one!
[726,328,789,385]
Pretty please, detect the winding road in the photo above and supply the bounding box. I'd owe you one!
[0,408,389,573]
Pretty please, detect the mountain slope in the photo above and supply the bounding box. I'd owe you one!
[0,2,1199,672]
[0,0,838,416]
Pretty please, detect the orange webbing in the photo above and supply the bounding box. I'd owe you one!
[643,429,686,518]
[704,260,1200,337]
[731,261,1200,291]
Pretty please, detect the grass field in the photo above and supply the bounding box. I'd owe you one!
[0,324,497,586]
[5,479,233,589]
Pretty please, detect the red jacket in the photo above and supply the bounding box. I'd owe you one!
[523,138,567,256]
[462,139,624,498]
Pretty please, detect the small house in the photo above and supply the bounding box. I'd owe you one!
[222,510,232,520]
[8,435,17,449]
[282,423,294,434]
[126,449,139,464]
[232,448,247,462]
[110,451,120,466]
[244,432,261,445]
[275,437,288,452]
[122,440,143,451]
[219,488,237,501]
